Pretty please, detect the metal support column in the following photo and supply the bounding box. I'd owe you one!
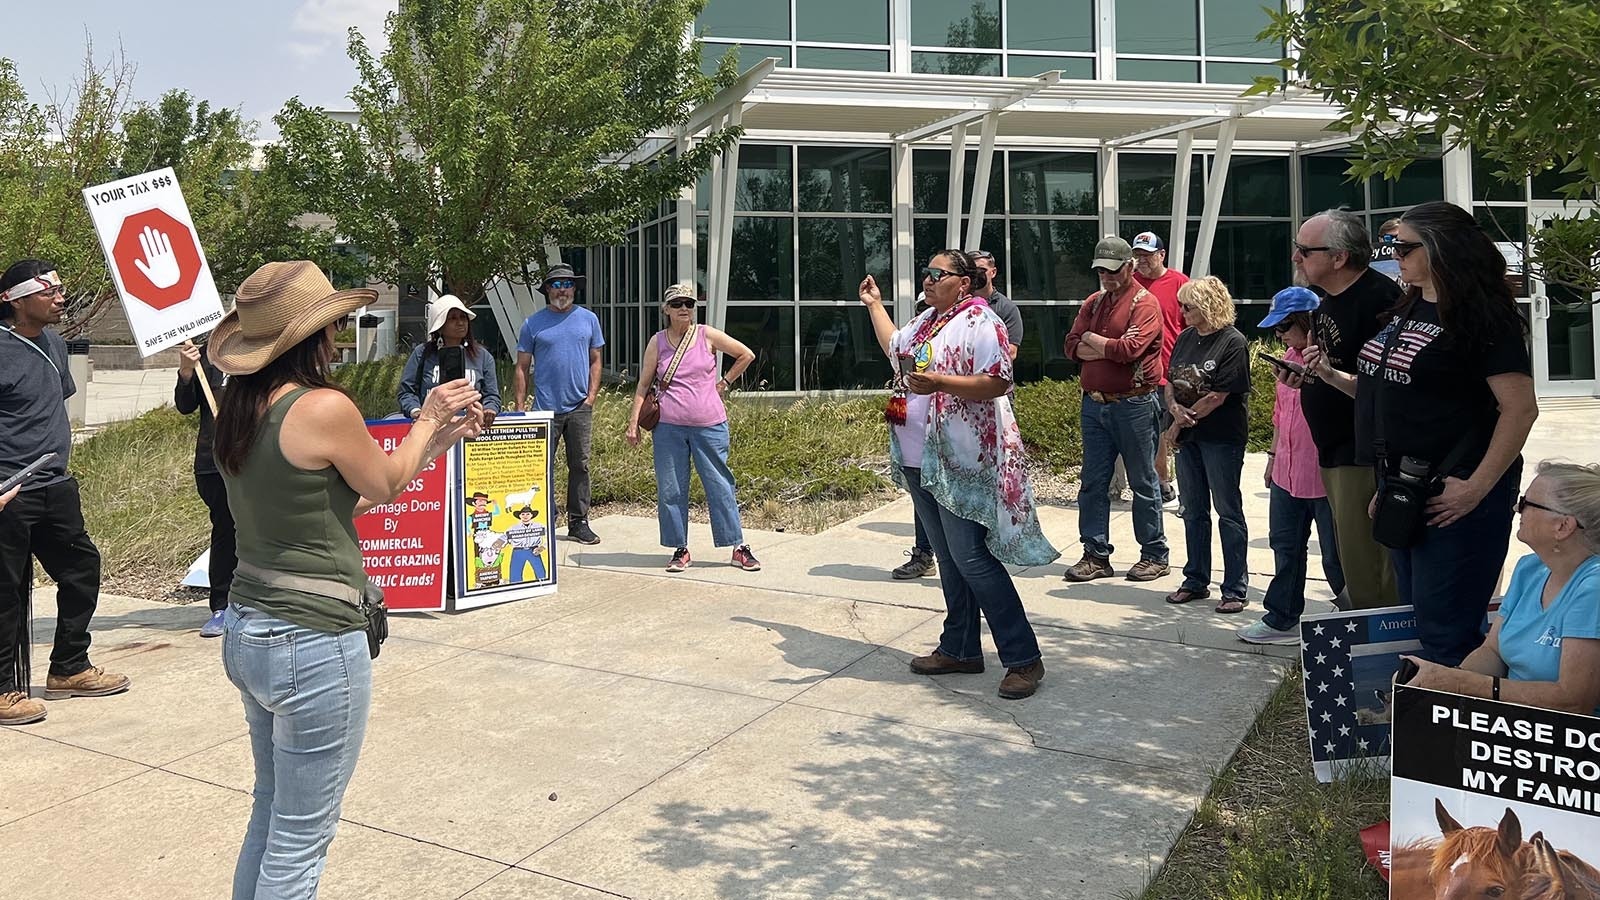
[1098,145,1119,239]
[709,108,742,334]
[1170,131,1194,271]
[1442,139,1474,209]
[1190,120,1238,279]
[945,123,968,248]
[964,112,999,251]
[892,140,916,322]
[675,131,697,293]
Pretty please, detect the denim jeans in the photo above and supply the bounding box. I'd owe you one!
[223,603,372,900]
[1261,484,1346,631]
[902,467,1041,669]
[1079,393,1168,562]
[912,510,930,554]
[551,404,594,526]
[1175,440,1249,599]
[653,421,744,549]
[0,477,101,693]
[1390,461,1520,666]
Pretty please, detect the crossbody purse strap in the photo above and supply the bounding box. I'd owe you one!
[659,324,700,391]
[1371,301,1414,469]
[234,559,363,609]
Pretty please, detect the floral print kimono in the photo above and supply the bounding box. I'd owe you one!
[888,298,1059,567]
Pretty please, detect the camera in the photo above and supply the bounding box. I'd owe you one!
[1371,455,1436,550]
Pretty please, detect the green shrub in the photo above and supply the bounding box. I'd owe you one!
[1013,379,1084,472]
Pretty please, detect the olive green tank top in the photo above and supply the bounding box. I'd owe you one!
[222,387,366,634]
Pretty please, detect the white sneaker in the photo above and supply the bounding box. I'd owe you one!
[1237,620,1300,645]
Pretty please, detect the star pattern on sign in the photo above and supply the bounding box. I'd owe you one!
[1346,621,1359,633]
[1318,681,1329,694]
[1335,695,1347,706]
[1313,624,1325,636]
[1330,638,1342,649]
[1332,666,1345,677]
[1314,653,1327,665]
[1300,611,1397,769]
[1358,738,1369,751]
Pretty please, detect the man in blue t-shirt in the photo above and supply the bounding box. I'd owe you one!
[513,263,606,545]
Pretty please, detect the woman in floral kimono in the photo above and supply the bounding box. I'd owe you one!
[858,250,1058,700]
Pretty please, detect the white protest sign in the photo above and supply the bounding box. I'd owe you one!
[81,167,224,357]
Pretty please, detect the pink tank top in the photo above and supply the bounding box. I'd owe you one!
[654,328,727,427]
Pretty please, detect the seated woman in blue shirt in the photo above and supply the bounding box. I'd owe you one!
[397,295,501,423]
[1404,461,1600,715]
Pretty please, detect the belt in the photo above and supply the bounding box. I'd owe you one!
[1084,388,1155,404]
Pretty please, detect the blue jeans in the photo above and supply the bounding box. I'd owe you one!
[1079,393,1168,562]
[902,466,1041,669]
[1390,461,1520,666]
[653,421,744,549]
[1261,484,1345,631]
[1175,440,1249,599]
[223,603,372,900]
[510,548,546,582]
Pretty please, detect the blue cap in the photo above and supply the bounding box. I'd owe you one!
[1258,286,1320,328]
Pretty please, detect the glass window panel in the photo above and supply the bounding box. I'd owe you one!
[912,0,1001,48]
[1118,217,1204,275]
[1204,0,1282,58]
[1472,153,1527,203]
[1008,0,1094,52]
[912,149,1005,215]
[912,51,1002,75]
[735,145,793,212]
[700,42,790,77]
[799,219,893,300]
[1014,305,1083,383]
[1206,222,1292,301]
[1218,155,1290,217]
[724,305,797,391]
[1007,54,1095,79]
[913,219,1007,290]
[798,146,893,213]
[1117,152,1206,217]
[729,216,794,301]
[1532,161,1591,201]
[1116,58,1200,82]
[1301,155,1364,216]
[622,307,641,376]
[1544,283,1595,381]
[1008,151,1097,216]
[1206,61,1281,85]
[1009,219,1100,301]
[1115,0,1197,55]
[798,0,889,44]
[646,223,663,304]
[1234,302,1277,341]
[696,0,789,40]
[796,47,891,71]
[696,170,711,212]
[1370,158,1444,209]
[801,307,895,391]
[695,216,709,295]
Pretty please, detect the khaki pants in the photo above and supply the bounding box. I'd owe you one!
[1320,465,1399,609]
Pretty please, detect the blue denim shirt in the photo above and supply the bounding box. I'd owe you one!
[396,343,502,416]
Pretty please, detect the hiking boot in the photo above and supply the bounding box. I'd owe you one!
[1125,558,1170,582]
[892,548,936,580]
[998,660,1045,700]
[731,545,761,572]
[1237,620,1301,645]
[1062,554,1114,583]
[909,649,984,675]
[567,522,601,545]
[44,666,130,699]
[200,609,226,638]
[1,691,46,726]
[666,548,691,573]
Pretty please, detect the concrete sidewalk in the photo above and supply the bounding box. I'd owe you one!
[81,366,180,427]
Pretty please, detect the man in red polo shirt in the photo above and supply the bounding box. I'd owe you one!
[1063,236,1170,583]
[1131,231,1189,508]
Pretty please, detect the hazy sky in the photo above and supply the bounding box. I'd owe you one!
[7,0,393,135]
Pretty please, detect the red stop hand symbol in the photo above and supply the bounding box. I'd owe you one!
[112,208,202,310]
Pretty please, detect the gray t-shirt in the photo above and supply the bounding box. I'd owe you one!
[0,326,74,490]
[985,290,1025,350]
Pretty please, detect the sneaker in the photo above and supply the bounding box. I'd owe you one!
[1238,620,1301,645]
[200,609,226,638]
[666,548,691,572]
[1126,558,1170,582]
[1,691,46,726]
[731,545,761,572]
[1161,482,1179,509]
[892,548,937,580]
[909,649,984,675]
[567,522,602,545]
[1062,554,1114,583]
[998,660,1045,699]
[43,666,130,700]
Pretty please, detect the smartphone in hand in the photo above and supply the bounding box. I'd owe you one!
[1258,351,1305,377]
[439,346,466,384]
[0,452,58,495]
[895,353,917,377]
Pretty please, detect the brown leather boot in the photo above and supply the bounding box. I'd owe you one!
[1,691,47,726]
[44,666,131,699]
[998,661,1045,699]
[909,649,984,675]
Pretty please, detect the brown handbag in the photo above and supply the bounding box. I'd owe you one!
[639,324,699,432]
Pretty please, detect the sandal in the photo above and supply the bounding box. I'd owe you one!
[1166,587,1211,605]
[1214,596,1248,614]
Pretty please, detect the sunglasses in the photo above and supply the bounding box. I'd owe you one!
[1516,495,1582,525]
[547,278,577,290]
[1272,323,1293,334]
[921,266,958,282]
[665,298,696,309]
[1292,241,1332,256]
[968,250,995,262]
[1390,240,1425,260]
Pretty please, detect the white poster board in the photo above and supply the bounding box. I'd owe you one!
[81,167,225,357]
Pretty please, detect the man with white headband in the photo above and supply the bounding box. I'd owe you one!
[0,259,129,726]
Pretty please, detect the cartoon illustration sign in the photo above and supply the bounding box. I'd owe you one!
[452,412,556,609]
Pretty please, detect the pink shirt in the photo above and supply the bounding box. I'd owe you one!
[1271,347,1326,499]
[654,327,727,427]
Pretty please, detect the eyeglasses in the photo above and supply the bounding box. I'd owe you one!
[1390,240,1425,260]
[1517,495,1583,526]
[921,266,956,282]
[665,298,696,309]
[547,279,576,290]
[1292,241,1332,256]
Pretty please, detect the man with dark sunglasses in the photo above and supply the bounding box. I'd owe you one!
[514,262,606,545]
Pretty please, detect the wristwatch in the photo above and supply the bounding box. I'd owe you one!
[409,408,422,419]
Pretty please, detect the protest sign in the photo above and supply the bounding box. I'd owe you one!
[1301,605,1422,782]
[354,421,451,611]
[81,167,224,356]
[453,413,556,610]
[1389,685,1600,899]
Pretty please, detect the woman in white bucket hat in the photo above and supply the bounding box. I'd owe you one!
[396,293,502,424]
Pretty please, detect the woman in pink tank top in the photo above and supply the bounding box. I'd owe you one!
[625,283,762,574]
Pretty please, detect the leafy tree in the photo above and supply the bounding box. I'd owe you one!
[1262,0,1600,291]
[273,0,742,303]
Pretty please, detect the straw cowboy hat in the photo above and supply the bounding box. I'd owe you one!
[427,294,476,334]
[209,261,376,375]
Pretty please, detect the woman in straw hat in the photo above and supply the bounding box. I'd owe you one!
[208,261,482,899]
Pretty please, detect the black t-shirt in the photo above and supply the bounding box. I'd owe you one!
[1168,325,1252,445]
[1300,268,1402,467]
[1354,299,1531,476]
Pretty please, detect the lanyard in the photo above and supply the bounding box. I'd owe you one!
[1,326,62,377]
[910,296,982,355]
